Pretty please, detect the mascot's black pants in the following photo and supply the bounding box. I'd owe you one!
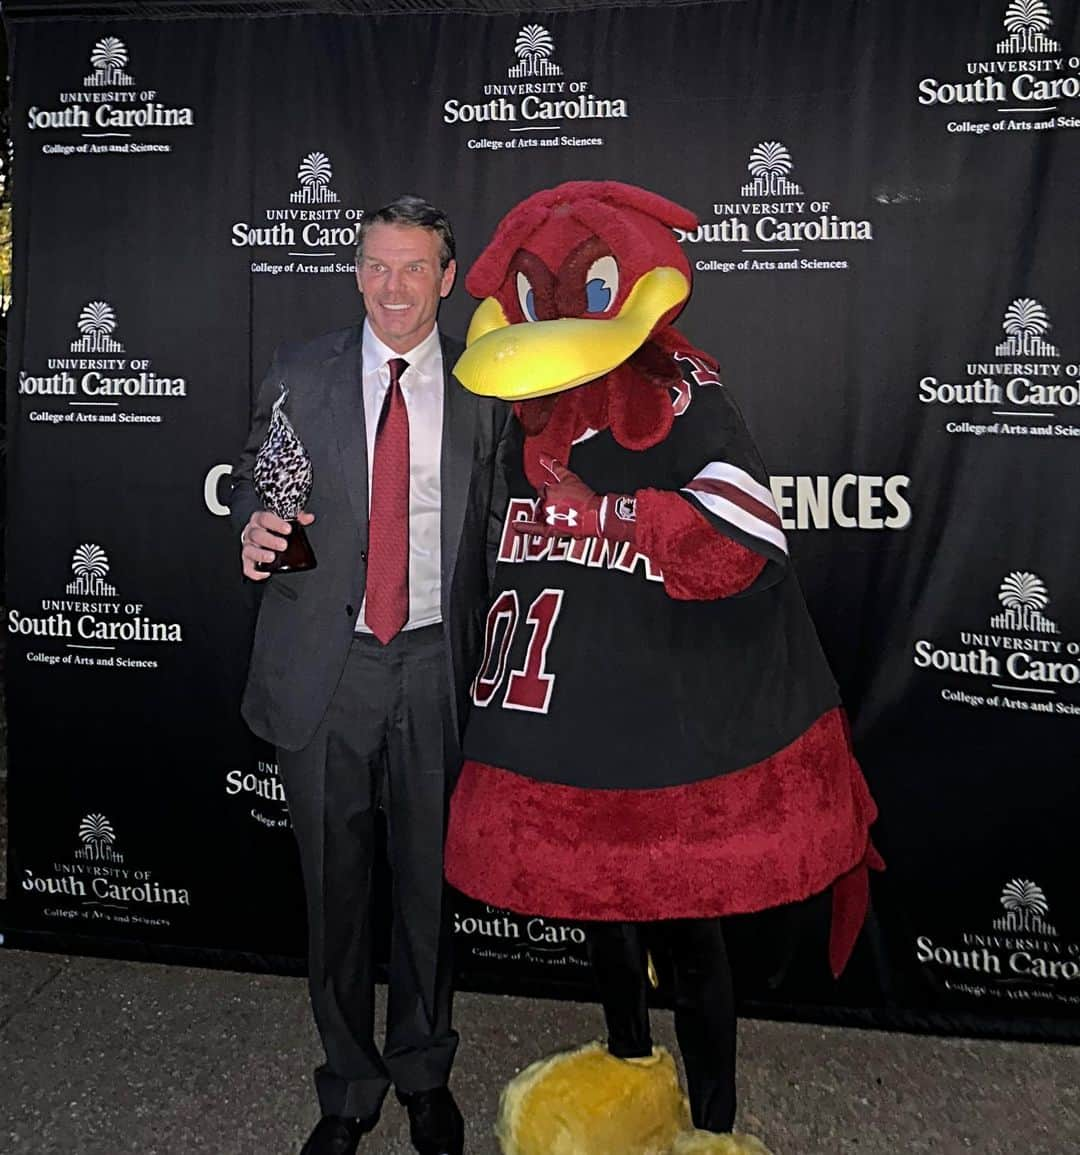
[586,918,736,1134]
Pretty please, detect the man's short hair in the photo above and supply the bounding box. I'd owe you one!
[356,195,456,272]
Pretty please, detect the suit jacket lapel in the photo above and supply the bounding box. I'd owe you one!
[326,332,369,536]
[440,334,476,601]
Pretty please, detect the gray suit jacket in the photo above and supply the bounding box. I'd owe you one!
[230,324,514,753]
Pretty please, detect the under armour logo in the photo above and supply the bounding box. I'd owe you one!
[545,505,579,527]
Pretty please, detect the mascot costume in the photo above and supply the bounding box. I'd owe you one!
[444,181,882,1155]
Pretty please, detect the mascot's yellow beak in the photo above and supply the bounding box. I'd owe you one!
[454,266,690,400]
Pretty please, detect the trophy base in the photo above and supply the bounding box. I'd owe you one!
[258,521,317,574]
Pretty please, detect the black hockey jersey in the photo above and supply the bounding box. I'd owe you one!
[462,363,840,791]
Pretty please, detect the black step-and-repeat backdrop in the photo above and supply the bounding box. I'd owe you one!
[4,0,1080,1039]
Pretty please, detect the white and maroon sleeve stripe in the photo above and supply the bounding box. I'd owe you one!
[682,461,788,555]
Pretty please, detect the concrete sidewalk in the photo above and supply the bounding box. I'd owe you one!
[1,947,1077,1155]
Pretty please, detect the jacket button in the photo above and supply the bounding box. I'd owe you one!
[360,550,367,562]
[345,604,355,617]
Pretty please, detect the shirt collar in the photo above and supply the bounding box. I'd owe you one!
[361,319,442,381]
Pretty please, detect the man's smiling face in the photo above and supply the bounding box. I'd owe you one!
[355,222,456,354]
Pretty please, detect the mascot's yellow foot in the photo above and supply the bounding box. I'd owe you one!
[495,1041,775,1155]
[672,1130,774,1155]
[496,1041,692,1155]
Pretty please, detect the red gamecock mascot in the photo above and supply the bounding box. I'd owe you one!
[444,180,882,1155]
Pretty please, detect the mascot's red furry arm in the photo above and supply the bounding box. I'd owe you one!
[446,181,882,978]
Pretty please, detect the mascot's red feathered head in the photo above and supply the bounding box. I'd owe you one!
[456,181,699,405]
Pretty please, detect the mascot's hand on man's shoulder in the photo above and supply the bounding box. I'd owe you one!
[514,455,637,543]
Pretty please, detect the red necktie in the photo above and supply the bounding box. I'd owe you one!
[365,357,410,644]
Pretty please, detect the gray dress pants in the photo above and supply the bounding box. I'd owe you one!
[278,624,459,1120]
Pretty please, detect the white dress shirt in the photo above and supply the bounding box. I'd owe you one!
[356,321,444,633]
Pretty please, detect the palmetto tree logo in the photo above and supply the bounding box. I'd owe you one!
[291,151,340,205]
[76,814,125,863]
[85,36,135,87]
[749,141,793,178]
[71,301,124,354]
[1002,878,1049,914]
[91,38,127,71]
[994,879,1057,934]
[995,297,1059,358]
[509,24,563,78]
[1004,297,1050,335]
[1005,0,1053,32]
[999,571,1049,610]
[998,0,1059,54]
[67,543,118,596]
[741,141,803,197]
[79,301,116,335]
[298,153,331,187]
[991,571,1058,634]
[79,813,115,847]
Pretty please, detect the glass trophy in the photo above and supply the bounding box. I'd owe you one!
[253,385,317,573]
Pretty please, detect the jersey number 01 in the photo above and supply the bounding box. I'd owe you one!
[471,588,565,714]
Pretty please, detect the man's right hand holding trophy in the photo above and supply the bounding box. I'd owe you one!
[240,384,318,580]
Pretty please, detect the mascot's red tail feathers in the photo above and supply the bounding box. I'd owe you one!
[829,841,886,978]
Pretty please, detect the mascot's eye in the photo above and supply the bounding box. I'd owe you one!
[584,256,619,313]
[516,272,539,322]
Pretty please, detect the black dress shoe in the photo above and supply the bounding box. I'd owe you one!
[299,1114,376,1155]
[395,1086,464,1155]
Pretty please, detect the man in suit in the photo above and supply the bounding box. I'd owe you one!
[230,196,513,1155]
